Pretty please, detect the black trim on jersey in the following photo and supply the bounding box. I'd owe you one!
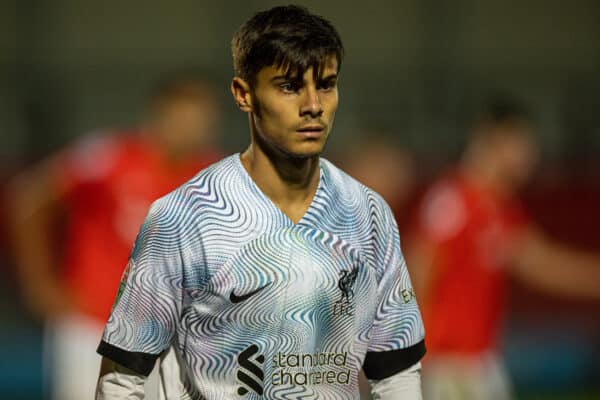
[97,340,159,376]
[362,339,426,380]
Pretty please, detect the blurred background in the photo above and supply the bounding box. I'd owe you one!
[1,1,599,399]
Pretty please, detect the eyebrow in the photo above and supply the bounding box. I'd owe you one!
[270,75,295,82]
[270,73,338,83]
[319,73,338,81]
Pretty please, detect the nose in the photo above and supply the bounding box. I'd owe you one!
[300,86,323,118]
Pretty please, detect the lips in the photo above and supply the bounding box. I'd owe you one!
[296,125,325,138]
[297,125,325,132]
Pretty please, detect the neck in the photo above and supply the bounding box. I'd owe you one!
[143,126,186,165]
[240,132,320,223]
[241,144,320,201]
[460,150,511,198]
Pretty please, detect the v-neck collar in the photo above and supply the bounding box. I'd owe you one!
[233,153,324,227]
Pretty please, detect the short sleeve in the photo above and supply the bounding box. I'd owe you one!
[97,197,183,376]
[363,200,426,380]
[417,181,468,244]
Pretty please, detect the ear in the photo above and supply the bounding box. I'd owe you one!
[231,77,253,113]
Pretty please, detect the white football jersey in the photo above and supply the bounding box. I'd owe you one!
[98,154,425,399]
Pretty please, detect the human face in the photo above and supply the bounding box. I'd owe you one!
[154,97,219,157]
[248,58,339,159]
[495,122,539,189]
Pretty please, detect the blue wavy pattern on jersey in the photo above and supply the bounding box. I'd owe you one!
[103,154,424,399]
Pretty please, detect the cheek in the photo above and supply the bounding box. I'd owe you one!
[325,91,338,108]
[255,92,281,118]
[259,100,300,132]
[324,94,339,119]
[252,99,293,141]
[505,147,535,182]
[257,106,286,132]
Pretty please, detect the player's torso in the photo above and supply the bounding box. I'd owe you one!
[425,175,519,353]
[65,135,213,246]
[171,155,380,399]
[179,226,376,399]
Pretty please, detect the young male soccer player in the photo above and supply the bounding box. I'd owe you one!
[96,5,426,399]
[407,99,600,399]
[9,76,220,400]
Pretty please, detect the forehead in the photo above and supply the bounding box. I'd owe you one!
[502,119,535,138]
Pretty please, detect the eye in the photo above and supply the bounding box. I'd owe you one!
[279,81,301,93]
[318,79,337,92]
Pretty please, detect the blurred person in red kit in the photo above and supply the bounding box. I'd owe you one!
[7,75,222,400]
[405,97,600,400]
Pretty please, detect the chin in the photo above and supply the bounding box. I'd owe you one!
[287,144,326,159]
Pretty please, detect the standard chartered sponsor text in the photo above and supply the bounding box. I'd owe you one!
[271,351,351,386]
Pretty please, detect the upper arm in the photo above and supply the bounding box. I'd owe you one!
[8,158,62,224]
[363,199,426,380]
[99,356,142,377]
[98,197,185,375]
[10,133,118,221]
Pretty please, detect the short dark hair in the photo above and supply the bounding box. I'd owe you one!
[475,95,533,127]
[468,94,536,146]
[231,5,344,86]
[146,74,216,114]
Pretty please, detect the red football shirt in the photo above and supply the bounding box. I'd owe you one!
[52,131,219,323]
[412,171,528,355]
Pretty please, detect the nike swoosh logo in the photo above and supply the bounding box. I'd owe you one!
[229,282,272,304]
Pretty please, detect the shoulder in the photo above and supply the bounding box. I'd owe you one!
[67,129,143,160]
[181,153,239,188]
[59,131,124,176]
[417,173,471,242]
[147,154,240,220]
[320,157,397,230]
[49,130,139,193]
[320,158,389,209]
[421,174,468,211]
